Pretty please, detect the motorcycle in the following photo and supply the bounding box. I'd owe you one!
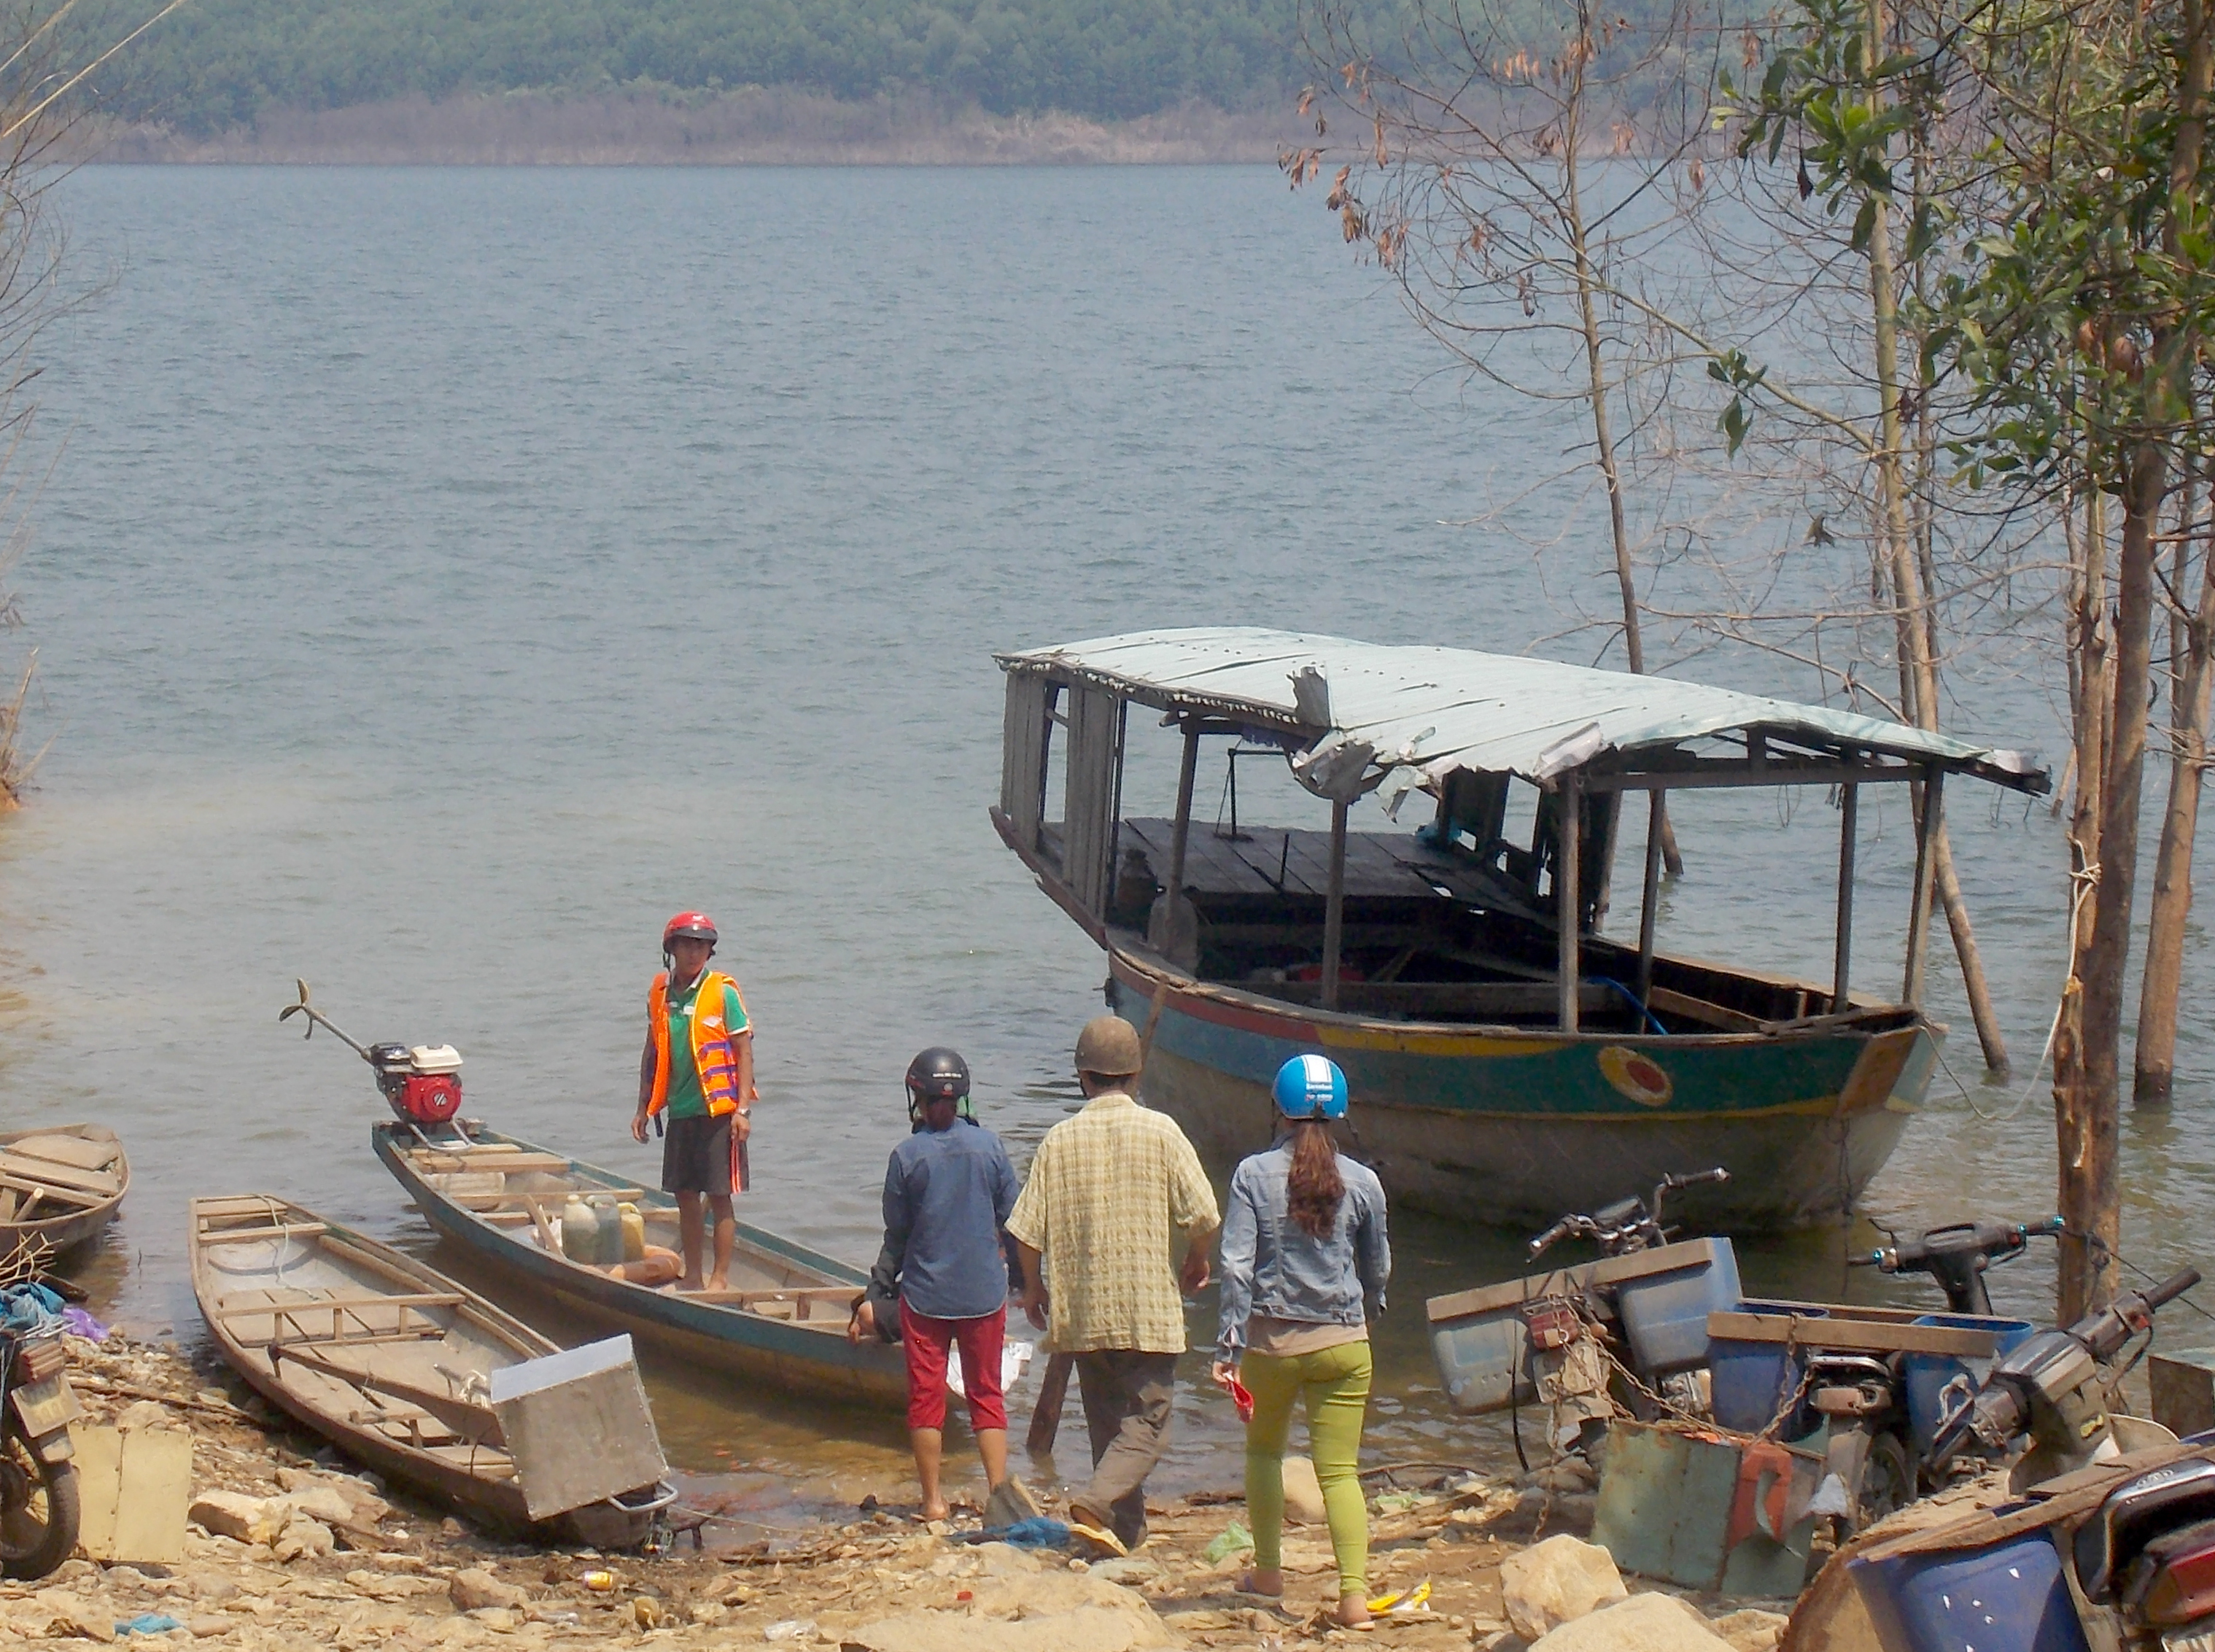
[0,1285,82,1579]
[1855,1213,2068,1315]
[1426,1168,1738,1450]
[1786,1213,2070,1532]
[1850,1267,2208,1652]
[1928,1265,2202,1491]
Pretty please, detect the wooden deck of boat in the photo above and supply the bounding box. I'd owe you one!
[1118,817,1533,909]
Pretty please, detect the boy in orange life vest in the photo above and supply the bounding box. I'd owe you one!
[632,912,756,1292]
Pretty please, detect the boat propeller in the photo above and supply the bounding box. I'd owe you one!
[279,979,374,1060]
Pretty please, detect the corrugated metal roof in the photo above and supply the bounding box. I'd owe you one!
[998,627,2049,801]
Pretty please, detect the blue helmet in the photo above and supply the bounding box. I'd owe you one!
[1273,1053,1349,1120]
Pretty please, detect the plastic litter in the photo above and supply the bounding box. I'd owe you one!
[61,1306,108,1342]
[762,1619,818,1641]
[955,1516,1069,1549]
[116,1615,185,1637]
[1367,1579,1433,1616]
[0,1283,64,1335]
[581,1570,617,1591]
[1202,1521,1254,1564]
[1372,1489,1425,1514]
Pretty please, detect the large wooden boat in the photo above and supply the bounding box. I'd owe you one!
[992,629,2050,1230]
[0,1125,128,1267]
[190,1195,675,1546]
[373,1123,909,1409]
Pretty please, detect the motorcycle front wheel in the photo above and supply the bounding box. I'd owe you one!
[0,1427,79,1578]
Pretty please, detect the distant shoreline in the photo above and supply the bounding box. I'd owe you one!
[86,89,1307,166]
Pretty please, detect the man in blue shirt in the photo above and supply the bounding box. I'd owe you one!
[849,1047,1020,1520]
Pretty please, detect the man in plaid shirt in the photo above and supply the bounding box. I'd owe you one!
[1007,1015,1219,1554]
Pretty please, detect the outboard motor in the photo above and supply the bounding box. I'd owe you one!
[280,980,464,1126]
[365,1042,464,1126]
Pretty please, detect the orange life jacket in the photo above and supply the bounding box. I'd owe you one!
[646,969,751,1119]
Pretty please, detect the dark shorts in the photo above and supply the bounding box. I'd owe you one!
[661,1112,745,1195]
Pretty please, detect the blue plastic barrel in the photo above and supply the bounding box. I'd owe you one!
[1615,1238,1742,1376]
[1903,1314,2036,1454]
[1852,1527,2093,1652]
[1708,1300,1826,1436]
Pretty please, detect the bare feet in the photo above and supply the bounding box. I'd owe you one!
[919,1501,950,1522]
[1334,1594,1373,1629]
[706,1276,729,1292]
[1235,1569,1284,1598]
[676,1274,707,1293]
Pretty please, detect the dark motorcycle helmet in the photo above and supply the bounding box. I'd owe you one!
[905,1047,974,1129]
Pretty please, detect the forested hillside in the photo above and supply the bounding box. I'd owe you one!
[65,0,1334,134]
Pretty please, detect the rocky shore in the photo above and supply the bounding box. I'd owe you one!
[9,1330,1799,1651]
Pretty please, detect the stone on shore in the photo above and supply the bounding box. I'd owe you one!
[1281,1456,1327,1526]
[1501,1533,1629,1640]
[187,1489,282,1546]
[1529,1591,1736,1650]
[449,1568,530,1613]
[1712,1606,1792,1651]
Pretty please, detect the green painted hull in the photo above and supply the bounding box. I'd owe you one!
[1107,947,1931,1230]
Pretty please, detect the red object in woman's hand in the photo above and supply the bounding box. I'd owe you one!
[1216,1369,1255,1422]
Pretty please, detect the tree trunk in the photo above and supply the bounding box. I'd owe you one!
[2135,492,2213,1106]
[1858,0,2009,1060]
[1563,11,1681,888]
[2057,482,2112,1322]
[2062,442,2165,1319]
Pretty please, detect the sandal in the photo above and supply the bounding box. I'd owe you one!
[1235,1570,1284,1598]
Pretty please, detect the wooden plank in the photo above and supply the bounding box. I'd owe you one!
[1705,1309,1997,1358]
[451,1188,644,1211]
[1428,1239,1732,1322]
[1647,987,1766,1034]
[406,1152,575,1176]
[198,1222,330,1245]
[272,1345,504,1443]
[0,1174,106,1209]
[208,1292,464,1322]
[0,1153,121,1197]
[5,1134,121,1173]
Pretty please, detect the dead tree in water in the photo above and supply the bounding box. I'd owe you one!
[2135,478,2212,1106]
[1287,0,1721,883]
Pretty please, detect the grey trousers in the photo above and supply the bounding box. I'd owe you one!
[1073,1349,1179,1548]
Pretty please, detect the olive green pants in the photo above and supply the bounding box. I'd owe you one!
[1240,1338,1373,1598]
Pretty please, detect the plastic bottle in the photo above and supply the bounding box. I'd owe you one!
[618,1202,645,1263]
[592,1194,623,1266]
[560,1195,597,1264]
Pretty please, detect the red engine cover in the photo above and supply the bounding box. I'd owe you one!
[389,1073,461,1125]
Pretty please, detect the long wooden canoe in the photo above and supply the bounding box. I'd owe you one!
[372,1122,910,1409]
[0,1124,127,1267]
[190,1194,675,1546]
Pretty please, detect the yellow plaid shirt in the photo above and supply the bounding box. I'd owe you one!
[1006,1091,1220,1354]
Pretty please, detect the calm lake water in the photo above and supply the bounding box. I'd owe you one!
[0,163,2208,1513]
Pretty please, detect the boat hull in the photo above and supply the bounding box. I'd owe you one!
[1107,949,1929,1230]
[0,1123,127,1266]
[373,1125,909,1410]
[190,1196,670,1546]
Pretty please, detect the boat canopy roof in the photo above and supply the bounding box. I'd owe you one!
[998,627,2051,804]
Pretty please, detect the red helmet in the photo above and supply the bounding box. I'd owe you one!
[662,912,718,949]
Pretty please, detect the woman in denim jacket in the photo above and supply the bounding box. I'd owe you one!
[1211,1054,1390,1628]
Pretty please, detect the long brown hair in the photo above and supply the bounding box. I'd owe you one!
[1287,1119,1346,1238]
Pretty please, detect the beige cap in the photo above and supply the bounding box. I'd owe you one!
[1075,1015,1144,1077]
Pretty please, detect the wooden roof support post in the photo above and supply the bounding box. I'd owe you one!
[1321,796,1349,1012]
[1165,718,1200,907]
[1559,769,1583,1032]
[1634,789,1664,1010]
[1834,783,1858,1009]
[1902,767,1943,1005]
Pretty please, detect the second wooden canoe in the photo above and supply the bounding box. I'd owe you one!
[373,1122,910,1409]
[0,1124,127,1266]
[191,1194,675,1546]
